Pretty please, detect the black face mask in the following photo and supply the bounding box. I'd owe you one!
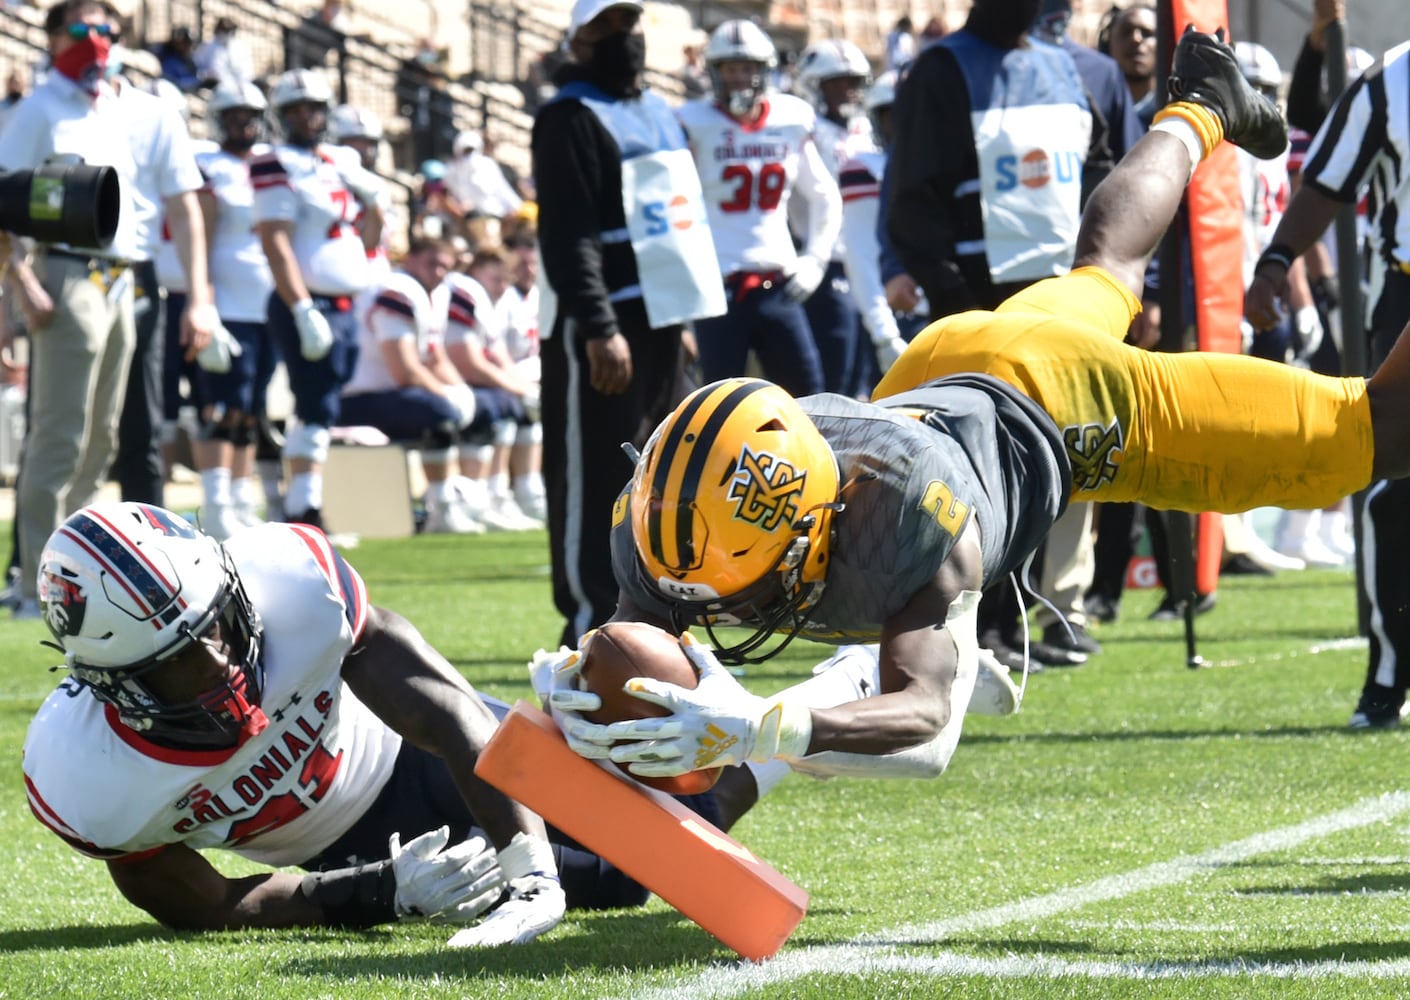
[588,31,646,96]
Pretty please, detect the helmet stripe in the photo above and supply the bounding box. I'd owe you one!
[60,510,184,624]
[650,380,770,572]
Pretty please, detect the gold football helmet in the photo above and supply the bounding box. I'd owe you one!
[630,378,840,662]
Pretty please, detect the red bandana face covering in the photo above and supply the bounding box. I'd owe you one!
[53,35,112,96]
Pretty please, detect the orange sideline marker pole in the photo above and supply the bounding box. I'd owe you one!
[475,700,809,960]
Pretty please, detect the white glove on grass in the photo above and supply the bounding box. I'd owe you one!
[390,826,505,923]
[446,832,564,947]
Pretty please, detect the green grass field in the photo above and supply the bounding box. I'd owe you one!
[3,525,1407,999]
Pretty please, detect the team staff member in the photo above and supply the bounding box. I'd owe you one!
[0,0,206,617]
[1245,38,1410,730]
[533,0,723,648]
[541,31,1388,792]
[253,68,384,529]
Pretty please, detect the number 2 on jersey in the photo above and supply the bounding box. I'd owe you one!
[720,162,786,213]
[920,479,970,538]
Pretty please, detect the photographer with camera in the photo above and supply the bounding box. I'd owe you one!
[0,0,203,619]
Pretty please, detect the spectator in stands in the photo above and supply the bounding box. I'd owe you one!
[677,37,709,99]
[288,0,349,71]
[155,25,201,93]
[886,15,916,71]
[397,39,456,166]
[446,129,525,236]
[411,158,466,241]
[194,16,254,92]
[0,65,26,132]
[919,16,948,49]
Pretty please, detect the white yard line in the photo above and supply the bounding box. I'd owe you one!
[623,791,1410,1000]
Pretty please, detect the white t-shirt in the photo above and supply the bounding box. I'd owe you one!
[22,523,399,868]
[250,142,377,296]
[0,73,140,260]
[677,93,839,274]
[343,269,438,396]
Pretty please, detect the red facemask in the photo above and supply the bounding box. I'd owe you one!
[53,34,112,96]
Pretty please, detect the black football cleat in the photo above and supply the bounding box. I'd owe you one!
[1168,25,1287,159]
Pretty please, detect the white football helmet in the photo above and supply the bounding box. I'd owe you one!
[208,80,268,116]
[866,70,897,146]
[39,502,267,749]
[269,68,334,110]
[329,103,384,142]
[796,38,871,117]
[1234,41,1281,96]
[705,19,777,118]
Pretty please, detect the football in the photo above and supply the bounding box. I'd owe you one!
[578,621,722,795]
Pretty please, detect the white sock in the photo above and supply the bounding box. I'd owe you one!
[232,476,261,513]
[513,473,544,500]
[286,472,321,515]
[201,467,232,508]
[490,471,511,500]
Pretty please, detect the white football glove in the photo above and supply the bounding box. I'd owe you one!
[337,165,384,207]
[446,833,565,947]
[194,309,243,374]
[782,255,826,303]
[874,334,909,374]
[600,633,813,777]
[1293,304,1323,364]
[292,299,334,361]
[389,826,505,923]
[528,643,616,761]
[444,382,478,429]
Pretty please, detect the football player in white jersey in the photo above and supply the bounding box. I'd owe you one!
[678,19,839,396]
[252,69,384,530]
[442,248,542,533]
[328,103,397,280]
[191,82,280,541]
[836,71,915,379]
[339,238,484,534]
[23,501,579,943]
[793,38,874,395]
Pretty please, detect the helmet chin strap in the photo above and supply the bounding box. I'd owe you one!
[727,87,759,118]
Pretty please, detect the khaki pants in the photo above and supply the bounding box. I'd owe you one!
[1035,500,1095,627]
[18,254,135,599]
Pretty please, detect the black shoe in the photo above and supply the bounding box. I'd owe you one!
[1026,637,1088,668]
[1168,26,1287,159]
[1348,684,1408,729]
[1221,553,1273,577]
[1084,593,1121,624]
[1148,591,1218,622]
[288,507,324,531]
[980,629,1044,674]
[1042,621,1103,657]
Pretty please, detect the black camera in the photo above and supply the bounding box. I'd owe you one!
[0,159,119,248]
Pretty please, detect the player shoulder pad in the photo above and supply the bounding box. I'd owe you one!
[248,148,290,189]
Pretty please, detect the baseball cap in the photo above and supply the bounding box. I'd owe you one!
[568,0,643,40]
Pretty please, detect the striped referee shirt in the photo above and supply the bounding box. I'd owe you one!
[1302,40,1410,273]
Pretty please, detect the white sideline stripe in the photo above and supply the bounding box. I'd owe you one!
[622,792,1410,1000]
[1206,636,1366,669]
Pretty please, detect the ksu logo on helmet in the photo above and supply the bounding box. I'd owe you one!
[642,194,698,236]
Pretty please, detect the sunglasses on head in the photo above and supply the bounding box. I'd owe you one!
[65,22,118,39]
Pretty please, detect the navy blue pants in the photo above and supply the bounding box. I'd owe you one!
[198,318,280,419]
[803,259,862,395]
[265,292,359,427]
[695,275,823,397]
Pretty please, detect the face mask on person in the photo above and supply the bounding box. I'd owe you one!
[588,30,646,96]
[53,32,112,96]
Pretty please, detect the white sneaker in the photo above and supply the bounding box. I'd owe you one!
[514,488,548,523]
[200,504,247,542]
[1241,536,1307,573]
[234,503,265,528]
[425,499,486,535]
[1283,535,1347,569]
[476,503,534,532]
[496,495,544,531]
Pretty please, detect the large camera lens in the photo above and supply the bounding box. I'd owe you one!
[0,160,119,248]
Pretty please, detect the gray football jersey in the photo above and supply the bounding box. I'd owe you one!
[612,374,1070,644]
